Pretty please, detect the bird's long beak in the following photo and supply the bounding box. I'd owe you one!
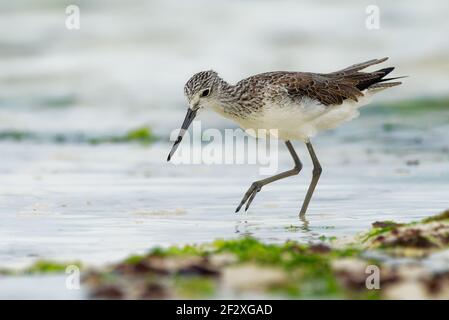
[167,108,197,162]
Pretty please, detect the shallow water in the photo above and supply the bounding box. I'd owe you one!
[1,122,448,269]
[0,275,85,299]
[0,135,448,299]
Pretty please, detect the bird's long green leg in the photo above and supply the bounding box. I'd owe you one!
[235,141,302,213]
[299,140,322,217]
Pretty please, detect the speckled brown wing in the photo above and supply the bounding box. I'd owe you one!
[273,72,365,106]
[266,57,400,106]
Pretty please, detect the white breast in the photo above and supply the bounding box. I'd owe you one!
[234,91,373,142]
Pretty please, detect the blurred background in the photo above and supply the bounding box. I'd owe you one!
[0,0,448,273]
[1,0,448,136]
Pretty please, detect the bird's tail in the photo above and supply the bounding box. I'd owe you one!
[356,67,407,91]
[332,57,406,93]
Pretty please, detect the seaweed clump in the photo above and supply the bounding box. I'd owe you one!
[362,210,449,256]
[82,238,372,299]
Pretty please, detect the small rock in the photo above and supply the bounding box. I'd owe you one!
[372,221,403,228]
[91,284,123,299]
[332,259,370,290]
[384,281,429,300]
[308,243,331,254]
[222,264,287,291]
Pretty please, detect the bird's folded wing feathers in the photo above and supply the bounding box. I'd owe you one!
[277,57,401,106]
[279,73,364,106]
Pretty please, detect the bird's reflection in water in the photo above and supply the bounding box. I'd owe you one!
[233,213,312,238]
[299,214,310,232]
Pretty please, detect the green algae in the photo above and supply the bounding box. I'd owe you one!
[373,96,449,115]
[0,130,35,142]
[387,96,449,112]
[422,209,449,223]
[361,226,396,243]
[25,260,82,274]
[89,127,157,145]
[173,277,216,298]
[285,224,301,232]
[86,237,368,299]
[318,235,337,242]
[359,210,449,254]
[148,244,206,258]
[0,126,158,145]
[10,209,449,299]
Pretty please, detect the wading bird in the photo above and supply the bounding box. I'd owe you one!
[167,58,403,216]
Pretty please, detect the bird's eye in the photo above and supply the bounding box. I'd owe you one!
[200,89,210,97]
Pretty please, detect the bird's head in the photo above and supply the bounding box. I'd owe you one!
[167,70,220,161]
[184,70,219,110]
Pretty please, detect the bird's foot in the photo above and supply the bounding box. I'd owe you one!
[235,182,262,213]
